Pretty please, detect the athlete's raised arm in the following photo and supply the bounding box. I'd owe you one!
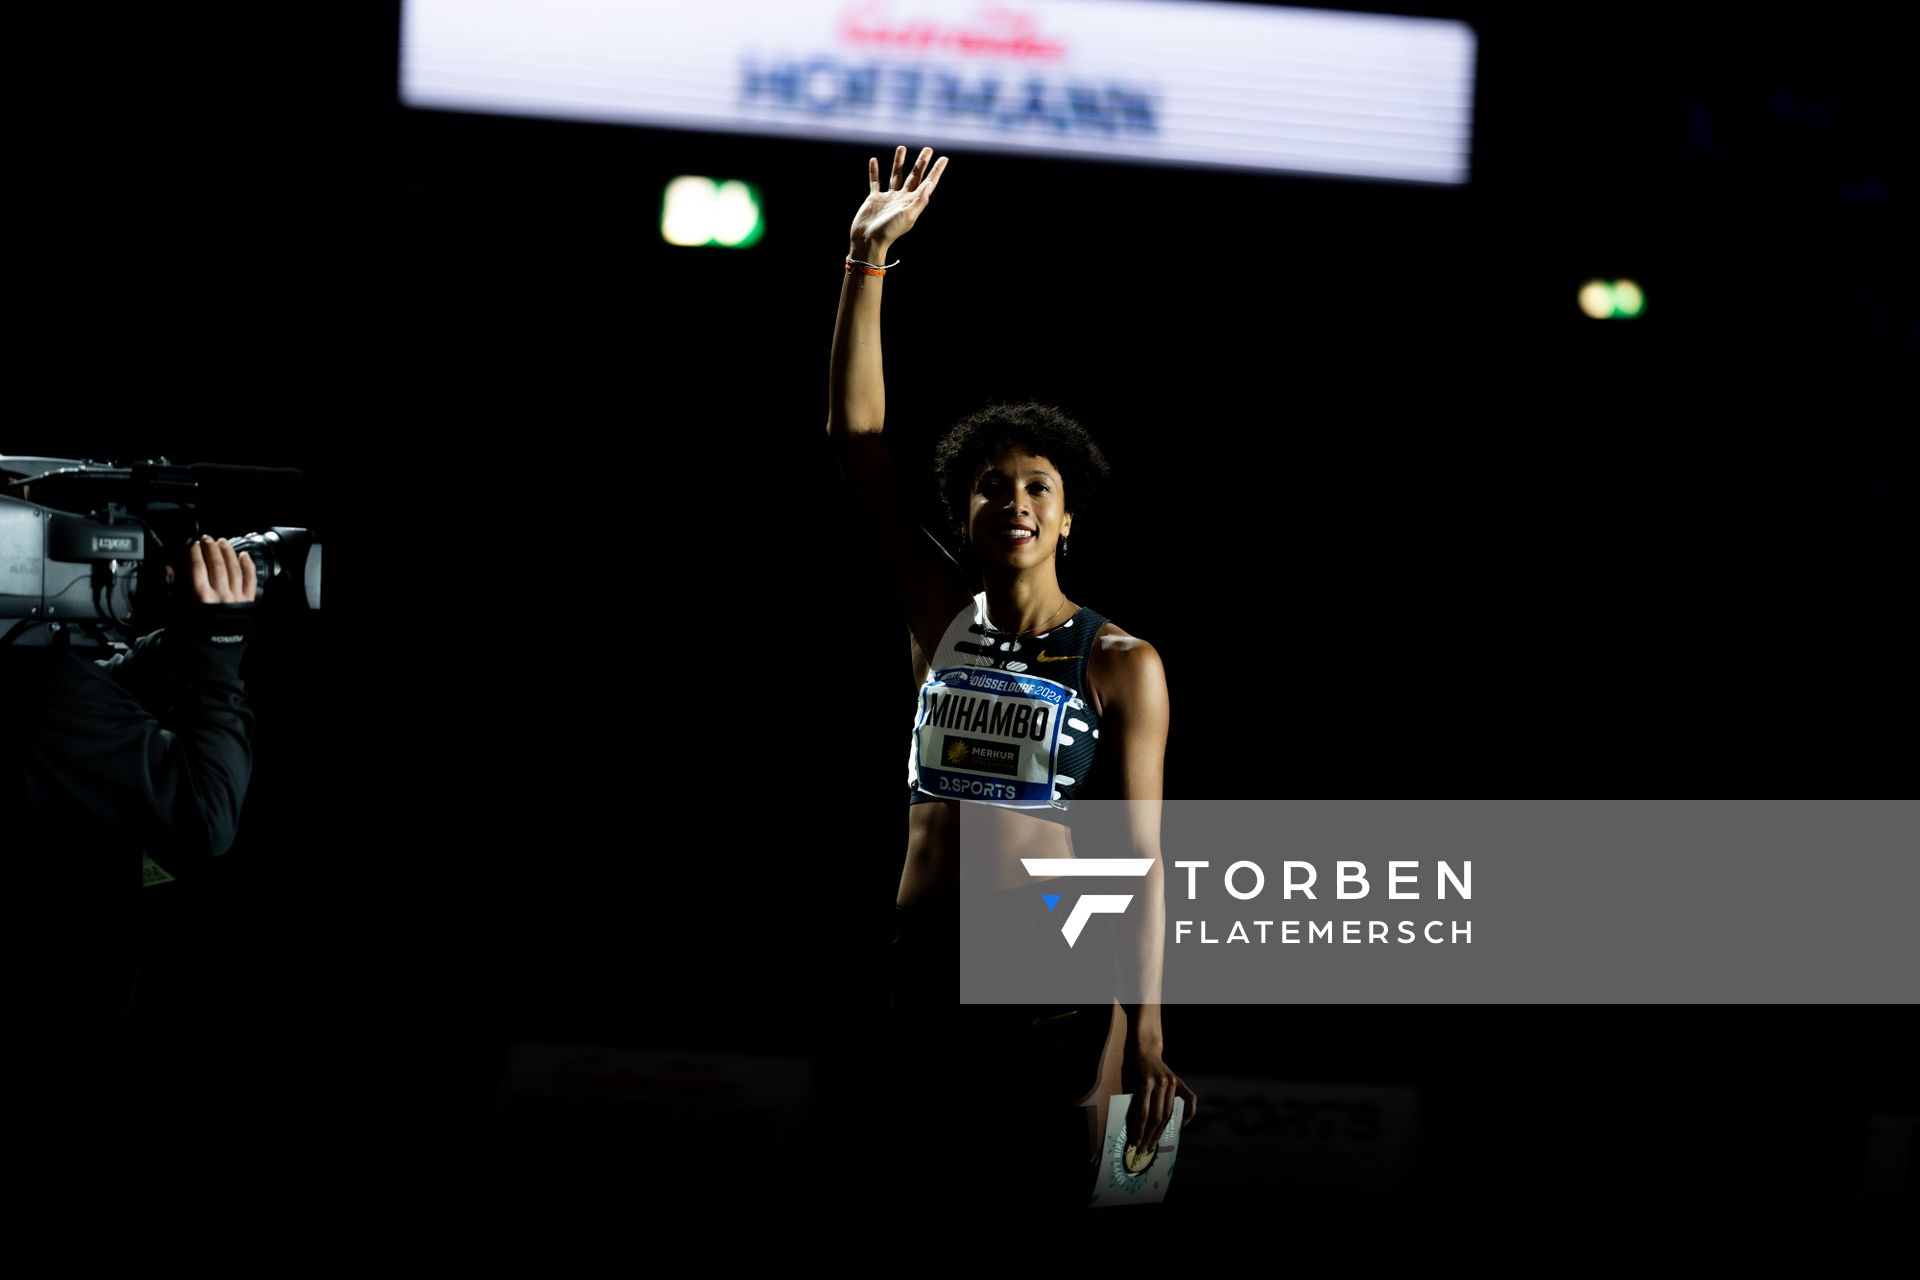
[825,145,961,651]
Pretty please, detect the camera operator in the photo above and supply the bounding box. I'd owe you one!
[4,535,259,1066]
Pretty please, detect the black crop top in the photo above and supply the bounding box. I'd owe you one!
[906,593,1107,810]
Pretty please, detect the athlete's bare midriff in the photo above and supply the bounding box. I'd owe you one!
[899,799,1077,907]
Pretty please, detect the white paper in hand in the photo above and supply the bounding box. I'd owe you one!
[1089,1094,1185,1206]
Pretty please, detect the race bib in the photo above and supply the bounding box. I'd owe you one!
[912,665,1071,807]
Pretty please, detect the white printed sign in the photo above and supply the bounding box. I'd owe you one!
[404,0,1477,183]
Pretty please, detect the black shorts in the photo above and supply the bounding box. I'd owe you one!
[886,886,1118,1109]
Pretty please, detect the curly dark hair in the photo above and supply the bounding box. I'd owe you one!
[930,402,1112,546]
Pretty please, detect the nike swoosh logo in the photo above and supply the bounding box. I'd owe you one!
[1035,651,1074,662]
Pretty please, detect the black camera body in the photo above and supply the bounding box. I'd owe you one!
[0,456,321,651]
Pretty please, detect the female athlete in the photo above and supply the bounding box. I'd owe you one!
[828,146,1198,1206]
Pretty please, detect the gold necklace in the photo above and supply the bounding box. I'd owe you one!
[982,594,1069,642]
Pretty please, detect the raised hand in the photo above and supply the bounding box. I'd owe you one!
[849,145,949,256]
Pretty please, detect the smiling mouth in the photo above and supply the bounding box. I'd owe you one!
[999,526,1035,545]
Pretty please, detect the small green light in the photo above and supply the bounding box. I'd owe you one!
[711,181,764,247]
[1577,277,1646,319]
[661,175,764,248]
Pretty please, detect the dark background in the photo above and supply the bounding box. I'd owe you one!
[11,0,1912,1228]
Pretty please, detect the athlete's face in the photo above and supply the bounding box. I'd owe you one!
[969,448,1070,569]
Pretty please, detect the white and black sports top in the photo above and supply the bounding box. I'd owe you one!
[907,592,1108,810]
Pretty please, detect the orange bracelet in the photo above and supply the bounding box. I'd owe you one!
[845,255,899,276]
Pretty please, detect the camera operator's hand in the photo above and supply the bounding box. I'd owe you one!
[188,536,258,604]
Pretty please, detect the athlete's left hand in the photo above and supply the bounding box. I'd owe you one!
[1122,1044,1198,1155]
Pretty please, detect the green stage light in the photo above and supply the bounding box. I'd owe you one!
[1611,278,1645,318]
[1579,278,1646,320]
[661,176,764,248]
